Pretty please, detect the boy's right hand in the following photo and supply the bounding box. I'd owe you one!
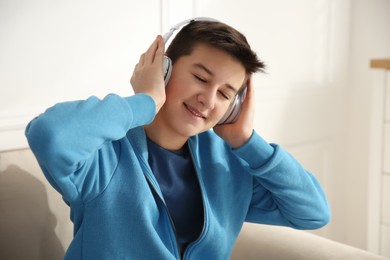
[130,35,166,114]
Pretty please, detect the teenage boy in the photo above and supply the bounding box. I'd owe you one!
[25,19,330,259]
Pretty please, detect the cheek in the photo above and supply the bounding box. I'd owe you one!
[213,102,231,119]
[223,103,232,114]
[166,74,187,93]
[166,79,197,102]
[165,80,183,101]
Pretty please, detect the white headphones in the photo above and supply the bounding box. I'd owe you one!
[162,17,246,125]
[162,17,218,85]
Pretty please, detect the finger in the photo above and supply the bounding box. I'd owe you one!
[238,77,255,122]
[139,53,145,66]
[144,36,159,64]
[242,77,253,107]
[153,35,165,64]
[130,62,139,84]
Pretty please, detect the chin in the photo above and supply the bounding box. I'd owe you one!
[178,123,210,138]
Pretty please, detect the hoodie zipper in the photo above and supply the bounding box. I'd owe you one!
[136,140,207,260]
[129,130,182,259]
[143,174,182,258]
[181,143,208,259]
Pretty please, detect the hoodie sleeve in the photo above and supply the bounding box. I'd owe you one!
[232,131,331,230]
[25,93,156,205]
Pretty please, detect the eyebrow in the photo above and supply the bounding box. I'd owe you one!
[192,63,239,93]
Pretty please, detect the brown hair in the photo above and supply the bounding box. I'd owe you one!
[166,20,265,75]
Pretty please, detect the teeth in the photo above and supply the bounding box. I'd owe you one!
[186,104,204,118]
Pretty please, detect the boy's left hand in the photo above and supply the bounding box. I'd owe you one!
[213,77,255,148]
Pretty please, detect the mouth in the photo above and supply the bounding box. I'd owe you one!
[184,103,207,120]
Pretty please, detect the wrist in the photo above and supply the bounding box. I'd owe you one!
[232,131,275,169]
[146,92,166,114]
[228,130,253,149]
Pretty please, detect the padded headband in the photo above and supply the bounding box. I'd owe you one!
[162,17,219,43]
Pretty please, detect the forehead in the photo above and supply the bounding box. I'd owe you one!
[184,43,246,80]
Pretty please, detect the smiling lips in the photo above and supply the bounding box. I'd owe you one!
[184,103,207,119]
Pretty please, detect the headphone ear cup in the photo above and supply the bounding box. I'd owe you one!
[163,56,172,85]
[217,86,247,125]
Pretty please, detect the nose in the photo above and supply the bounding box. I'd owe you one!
[197,88,216,110]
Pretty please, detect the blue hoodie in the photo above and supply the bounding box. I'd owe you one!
[25,93,330,259]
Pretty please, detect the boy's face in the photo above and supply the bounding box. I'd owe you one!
[155,43,246,139]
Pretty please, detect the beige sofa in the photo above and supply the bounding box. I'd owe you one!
[0,149,388,260]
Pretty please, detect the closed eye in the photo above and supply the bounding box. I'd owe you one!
[218,90,230,100]
[194,74,232,100]
[194,74,207,83]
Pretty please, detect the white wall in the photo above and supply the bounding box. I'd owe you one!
[1,0,389,254]
[0,0,162,150]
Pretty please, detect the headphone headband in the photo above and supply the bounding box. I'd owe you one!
[162,17,219,43]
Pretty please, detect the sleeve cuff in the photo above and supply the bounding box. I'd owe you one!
[124,94,156,126]
[232,130,275,169]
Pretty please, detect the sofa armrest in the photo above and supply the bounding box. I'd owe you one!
[231,223,388,260]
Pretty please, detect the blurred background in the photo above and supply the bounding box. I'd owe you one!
[0,0,389,258]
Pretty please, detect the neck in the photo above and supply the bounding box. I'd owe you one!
[144,121,188,151]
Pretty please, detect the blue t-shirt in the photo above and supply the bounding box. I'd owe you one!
[147,138,204,256]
